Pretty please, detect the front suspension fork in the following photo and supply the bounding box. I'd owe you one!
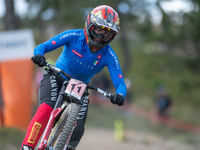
[37,108,63,150]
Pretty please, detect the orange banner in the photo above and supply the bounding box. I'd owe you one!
[0,59,34,130]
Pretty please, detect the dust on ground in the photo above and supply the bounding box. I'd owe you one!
[77,127,198,150]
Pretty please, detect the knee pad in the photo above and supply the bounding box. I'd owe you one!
[66,141,79,150]
[67,122,85,150]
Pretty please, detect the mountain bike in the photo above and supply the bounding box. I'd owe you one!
[36,62,114,150]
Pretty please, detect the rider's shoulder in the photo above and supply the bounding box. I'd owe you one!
[105,45,117,56]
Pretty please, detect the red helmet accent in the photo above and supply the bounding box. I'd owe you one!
[92,5,119,27]
[84,5,120,53]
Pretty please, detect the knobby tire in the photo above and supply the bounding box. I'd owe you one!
[47,103,80,150]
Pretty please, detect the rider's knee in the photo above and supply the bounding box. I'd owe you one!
[66,141,79,150]
[74,121,85,139]
[67,121,85,150]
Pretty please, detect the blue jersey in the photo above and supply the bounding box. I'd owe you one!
[34,29,127,97]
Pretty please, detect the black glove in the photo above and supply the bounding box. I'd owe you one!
[110,94,125,106]
[31,54,46,67]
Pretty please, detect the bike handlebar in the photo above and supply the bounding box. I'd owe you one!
[44,62,114,100]
[45,62,72,79]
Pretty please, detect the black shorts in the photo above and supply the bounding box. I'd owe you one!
[39,73,64,108]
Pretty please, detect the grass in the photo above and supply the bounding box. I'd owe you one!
[0,127,25,150]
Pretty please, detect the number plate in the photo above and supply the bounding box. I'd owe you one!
[65,79,86,100]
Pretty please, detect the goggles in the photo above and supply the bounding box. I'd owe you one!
[91,26,114,41]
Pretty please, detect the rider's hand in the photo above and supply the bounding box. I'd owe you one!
[111,93,125,106]
[31,54,46,67]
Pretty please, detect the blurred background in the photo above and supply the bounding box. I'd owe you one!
[0,0,200,150]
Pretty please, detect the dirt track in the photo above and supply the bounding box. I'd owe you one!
[77,128,197,150]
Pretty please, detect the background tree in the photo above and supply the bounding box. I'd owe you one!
[4,0,19,30]
[0,0,20,126]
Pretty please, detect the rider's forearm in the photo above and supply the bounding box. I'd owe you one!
[34,43,46,56]
[116,83,127,98]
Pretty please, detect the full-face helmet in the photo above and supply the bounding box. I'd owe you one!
[84,5,120,53]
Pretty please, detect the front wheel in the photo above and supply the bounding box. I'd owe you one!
[47,103,80,150]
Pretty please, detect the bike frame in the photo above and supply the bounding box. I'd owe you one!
[36,62,113,150]
[38,107,63,150]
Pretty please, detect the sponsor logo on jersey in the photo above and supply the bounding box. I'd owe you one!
[72,49,83,58]
[28,122,42,144]
[51,41,56,45]
[118,74,122,78]
[60,32,81,40]
[94,60,99,66]
[97,55,101,59]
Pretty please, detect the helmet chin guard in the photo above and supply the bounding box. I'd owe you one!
[88,35,105,54]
